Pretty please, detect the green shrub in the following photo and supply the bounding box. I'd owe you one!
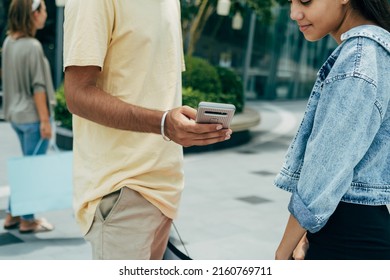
[182,55,222,95]
[182,87,222,109]
[54,84,72,130]
[182,59,245,113]
[215,67,244,113]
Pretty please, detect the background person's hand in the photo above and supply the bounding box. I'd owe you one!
[164,105,232,147]
[40,121,52,139]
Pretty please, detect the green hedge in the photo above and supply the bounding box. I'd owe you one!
[54,84,72,130]
[215,66,244,113]
[182,87,221,109]
[182,55,222,95]
[182,56,244,113]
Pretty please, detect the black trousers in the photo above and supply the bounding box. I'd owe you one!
[305,202,390,260]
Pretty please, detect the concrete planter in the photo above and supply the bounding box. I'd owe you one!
[56,126,73,150]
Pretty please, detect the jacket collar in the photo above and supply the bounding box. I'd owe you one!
[341,25,390,54]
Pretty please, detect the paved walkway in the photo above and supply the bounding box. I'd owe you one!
[0,100,305,260]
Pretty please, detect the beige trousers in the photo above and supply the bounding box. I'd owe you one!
[85,187,172,260]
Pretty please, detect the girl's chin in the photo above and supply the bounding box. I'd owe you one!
[303,33,327,42]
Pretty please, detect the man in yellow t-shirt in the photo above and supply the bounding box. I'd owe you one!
[63,0,232,260]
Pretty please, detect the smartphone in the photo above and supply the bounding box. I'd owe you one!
[195,101,236,128]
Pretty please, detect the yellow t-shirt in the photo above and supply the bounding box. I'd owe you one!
[63,0,185,235]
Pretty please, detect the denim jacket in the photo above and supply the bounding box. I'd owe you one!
[274,25,390,233]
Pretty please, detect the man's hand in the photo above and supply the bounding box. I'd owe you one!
[164,106,232,147]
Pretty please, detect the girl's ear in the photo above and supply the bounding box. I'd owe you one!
[32,11,37,20]
[31,10,40,26]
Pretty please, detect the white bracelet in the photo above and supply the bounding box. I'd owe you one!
[160,111,171,141]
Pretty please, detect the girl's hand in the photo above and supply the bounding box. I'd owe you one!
[40,121,52,139]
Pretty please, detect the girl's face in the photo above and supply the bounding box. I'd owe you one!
[32,1,47,30]
[289,0,350,43]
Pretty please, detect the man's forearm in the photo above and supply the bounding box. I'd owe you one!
[64,66,231,147]
[65,83,163,134]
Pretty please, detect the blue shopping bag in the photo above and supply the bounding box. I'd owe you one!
[7,142,73,216]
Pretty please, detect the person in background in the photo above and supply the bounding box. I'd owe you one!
[63,0,232,260]
[274,0,390,260]
[2,0,55,233]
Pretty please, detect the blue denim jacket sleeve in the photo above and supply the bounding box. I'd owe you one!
[289,75,382,233]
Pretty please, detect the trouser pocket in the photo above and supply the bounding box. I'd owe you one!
[98,189,121,221]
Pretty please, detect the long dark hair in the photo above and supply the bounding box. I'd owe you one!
[350,0,390,32]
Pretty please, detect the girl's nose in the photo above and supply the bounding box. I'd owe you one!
[290,3,304,21]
